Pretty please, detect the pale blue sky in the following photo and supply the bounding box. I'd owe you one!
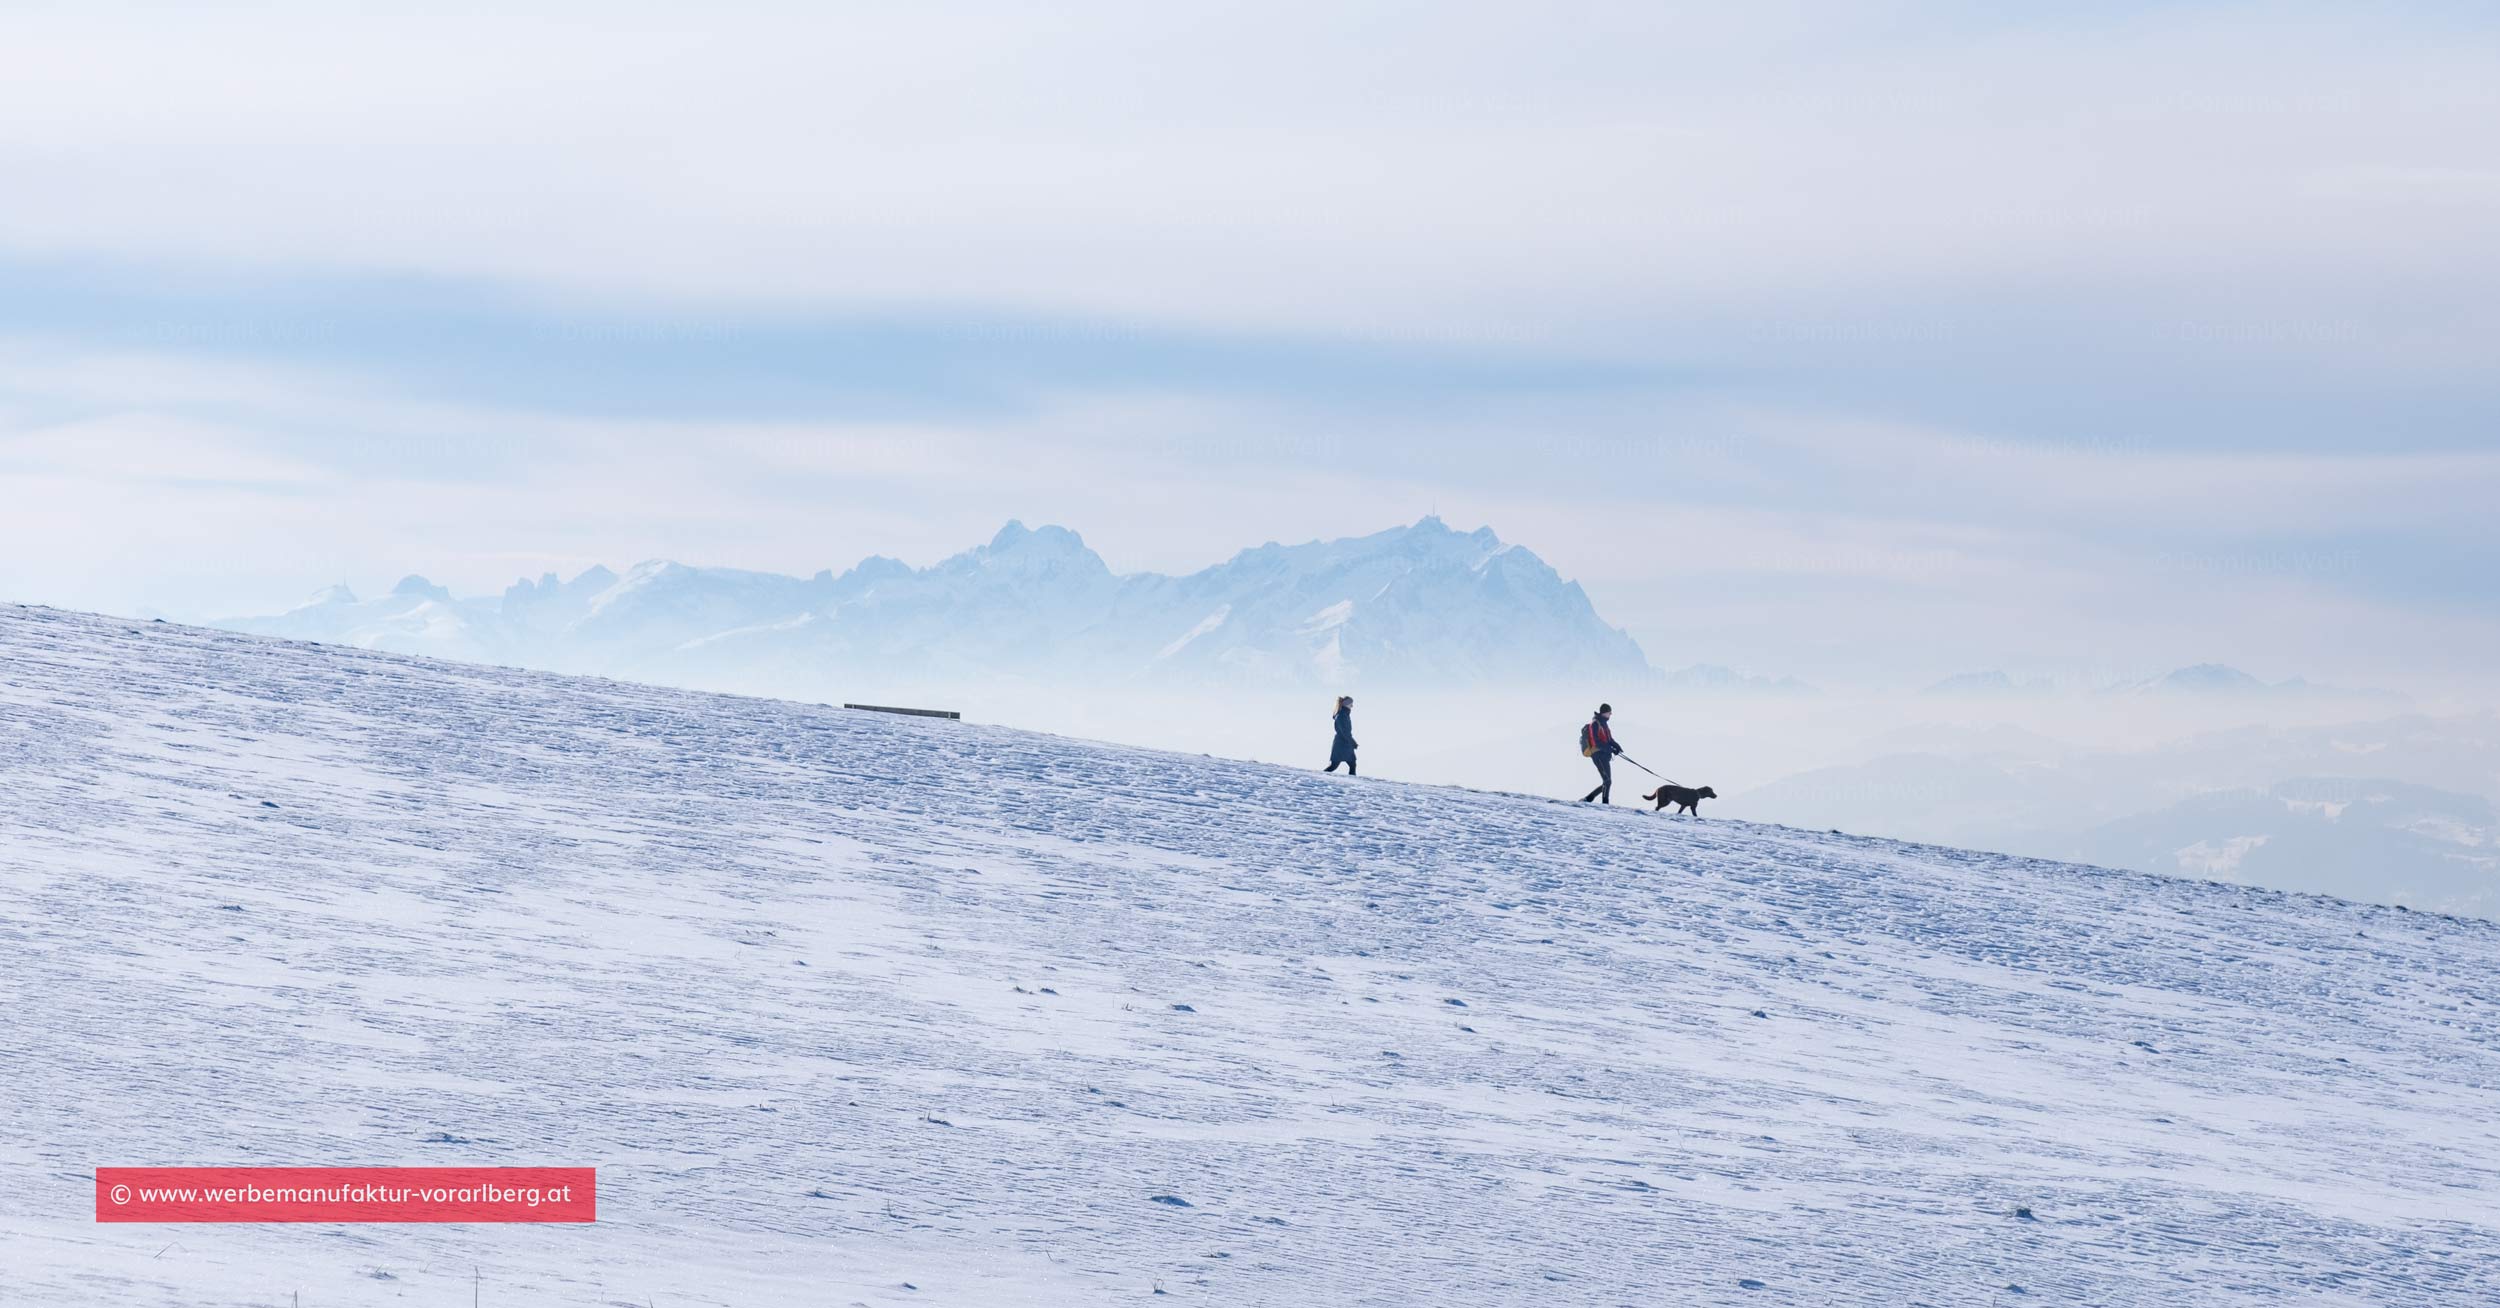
[0,2,2494,692]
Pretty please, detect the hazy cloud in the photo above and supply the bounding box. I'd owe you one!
[1,3,2494,695]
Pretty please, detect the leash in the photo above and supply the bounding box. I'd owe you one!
[1618,754,1679,785]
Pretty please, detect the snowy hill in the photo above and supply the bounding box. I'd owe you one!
[216,517,1652,693]
[4,604,2497,1306]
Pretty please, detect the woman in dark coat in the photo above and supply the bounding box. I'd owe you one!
[1324,695,1358,775]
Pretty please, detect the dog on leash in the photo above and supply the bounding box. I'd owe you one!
[1642,784,1717,815]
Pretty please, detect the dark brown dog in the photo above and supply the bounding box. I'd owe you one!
[1642,784,1717,815]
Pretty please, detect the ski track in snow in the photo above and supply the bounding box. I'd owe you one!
[1,605,2495,1306]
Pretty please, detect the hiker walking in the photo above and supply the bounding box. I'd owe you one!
[1579,703,1623,803]
[1324,695,1359,775]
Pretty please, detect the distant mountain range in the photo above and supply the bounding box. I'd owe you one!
[214,515,2402,715]
[2073,777,2497,914]
[1920,663,2405,701]
[1723,711,2500,916]
[1663,664,1819,696]
[220,517,1654,692]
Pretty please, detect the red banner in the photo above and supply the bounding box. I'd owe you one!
[95,1167,596,1223]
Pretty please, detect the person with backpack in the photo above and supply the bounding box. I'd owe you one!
[1324,695,1359,776]
[1579,703,1623,803]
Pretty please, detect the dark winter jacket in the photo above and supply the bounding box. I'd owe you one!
[1585,715,1621,757]
[1331,706,1358,762]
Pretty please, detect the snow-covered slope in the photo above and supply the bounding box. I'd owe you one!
[3,604,2495,1307]
[214,516,1653,692]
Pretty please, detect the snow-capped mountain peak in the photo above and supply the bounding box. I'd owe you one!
[951,521,1114,583]
[293,583,357,611]
[389,574,450,601]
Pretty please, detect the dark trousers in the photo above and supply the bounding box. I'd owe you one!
[1326,742,1357,776]
[1582,753,1613,803]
